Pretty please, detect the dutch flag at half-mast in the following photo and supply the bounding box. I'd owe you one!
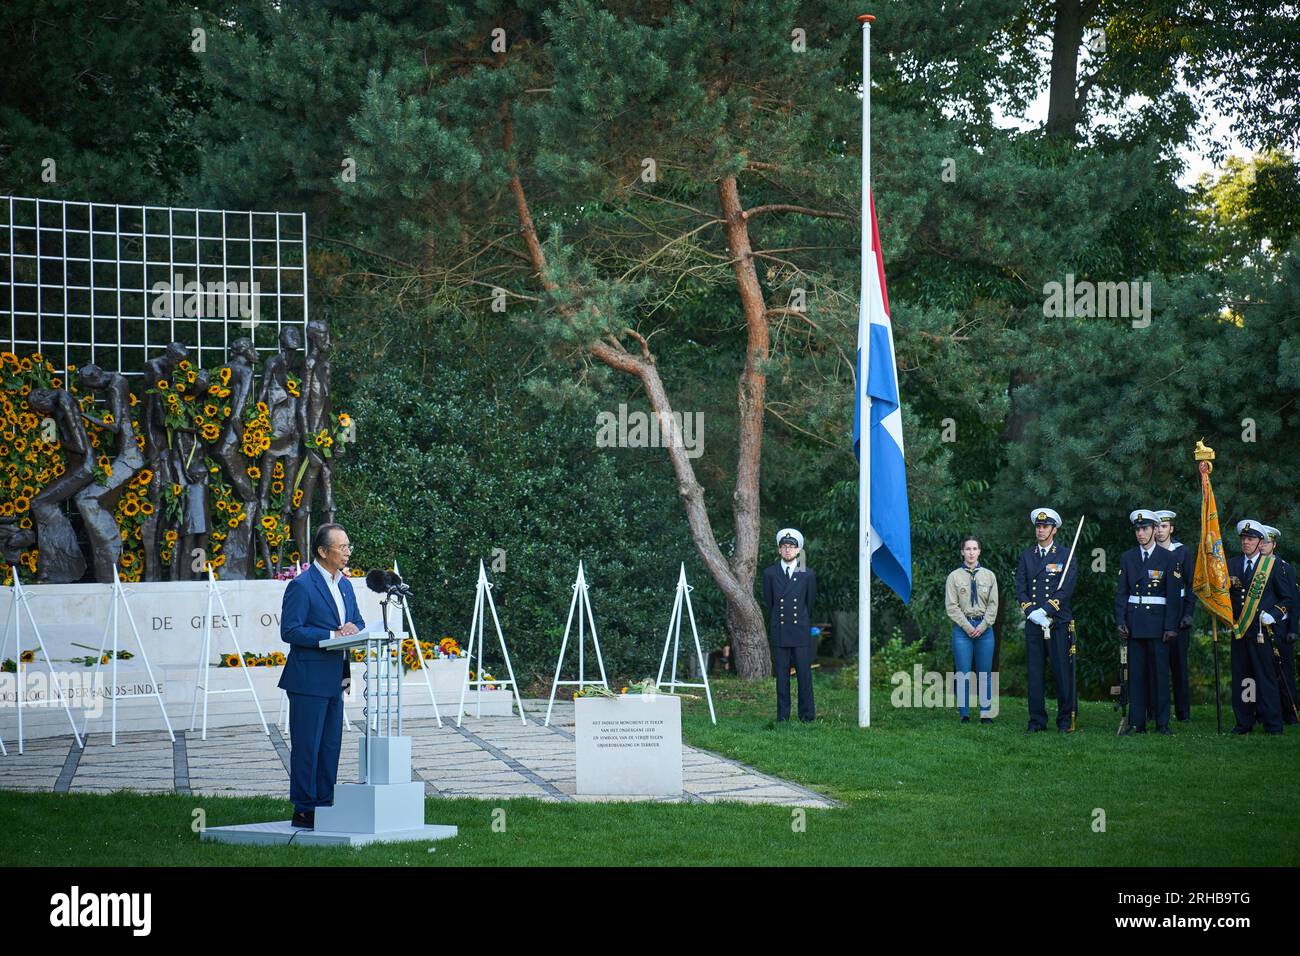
[852,190,912,604]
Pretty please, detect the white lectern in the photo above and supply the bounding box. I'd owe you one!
[202,603,458,848]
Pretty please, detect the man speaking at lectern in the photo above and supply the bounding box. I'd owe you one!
[278,522,365,830]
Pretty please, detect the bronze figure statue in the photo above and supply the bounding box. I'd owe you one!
[256,326,303,572]
[26,388,94,583]
[212,338,260,579]
[73,364,144,582]
[139,342,190,581]
[291,320,336,554]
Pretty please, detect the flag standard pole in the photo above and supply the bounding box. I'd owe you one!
[857,12,874,728]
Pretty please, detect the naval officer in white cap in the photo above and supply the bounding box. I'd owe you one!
[1014,508,1078,732]
[1154,510,1197,722]
[1115,509,1182,734]
[762,528,818,722]
[1225,519,1286,733]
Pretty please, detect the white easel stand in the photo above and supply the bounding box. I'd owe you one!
[544,560,609,726]
[655,563,717,724]
[392,560,442,728]
[457,559,527,726]
[189,566,270,740]
[0,567,85,755]
[80,566,175,747]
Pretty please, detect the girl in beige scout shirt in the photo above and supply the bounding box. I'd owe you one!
[945,536,999,723]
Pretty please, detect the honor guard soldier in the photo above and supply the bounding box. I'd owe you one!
[1258,526,1298,724]
[1155,510,1197,722]
[762,528,818,722]
[1115,510,1182,735]
[1226,519,1286,734]
[1014,508,1078,732]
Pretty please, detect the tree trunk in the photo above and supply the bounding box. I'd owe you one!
[501,118,773,679]
[726,595,770,679]
[1045,0,1086,138]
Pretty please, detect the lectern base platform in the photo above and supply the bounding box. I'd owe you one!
[201,819,459,848]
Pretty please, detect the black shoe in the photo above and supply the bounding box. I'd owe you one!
[290,810,314,830]
[960,716,970,724]
[980,717,993,725]
[1157,726,1174,736]
[1266,728,1284,736]
[1025,724,1046,733]
[798,717,815,723]
[1230,726,1252,735]
[1131,726,1147,734]
[1176,717,1191,723]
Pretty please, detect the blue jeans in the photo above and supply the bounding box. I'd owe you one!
[952,622,995,717]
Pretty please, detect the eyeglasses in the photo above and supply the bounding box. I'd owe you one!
[331,542,354,553]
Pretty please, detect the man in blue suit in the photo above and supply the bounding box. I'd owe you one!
[278,522,365,829]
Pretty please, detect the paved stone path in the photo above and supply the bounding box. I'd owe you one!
[0,701,836,808]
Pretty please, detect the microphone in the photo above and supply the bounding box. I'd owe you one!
[386,570,413,596]
[365,568,390,594]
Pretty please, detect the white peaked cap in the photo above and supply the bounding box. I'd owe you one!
[776,528,804,548]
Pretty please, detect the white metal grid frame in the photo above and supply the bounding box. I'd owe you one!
[1,195,308,374]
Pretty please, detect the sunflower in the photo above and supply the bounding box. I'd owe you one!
[13,496,29,514]
[120,552,135,567]
[270,480,283,494]
[224,654,241,667]
[139,501,154,516]
[201,423,220,441]
[136,468,153,486]
[156,380,169,390]
[260,514,277,530]
[164,530,178,544]
[227,515,241,528]
[247,466,261,480]
[121,500,140,517]
[338,413,352,428]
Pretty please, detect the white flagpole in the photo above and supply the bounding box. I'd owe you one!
[857,13,874,729]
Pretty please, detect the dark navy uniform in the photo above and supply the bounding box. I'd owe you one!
[1226,548,1286,734]
[1163,540,1198,721]
[1015,531,1078,731]
[762,535,817,722]
[1267,547,1298,723]
[1114,544,1181,731]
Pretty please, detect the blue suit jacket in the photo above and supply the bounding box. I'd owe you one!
[277,564,366,698]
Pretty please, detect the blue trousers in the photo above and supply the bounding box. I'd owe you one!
[1025,621,1074,730]
[1229,630,1282,733]
[773,643,815,721]
[951,623,995,717]
[1278,639,1298,724]
[287,691,343,813]
[1129,637,1171,730]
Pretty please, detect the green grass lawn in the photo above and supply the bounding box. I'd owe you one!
[2,672,1296,866]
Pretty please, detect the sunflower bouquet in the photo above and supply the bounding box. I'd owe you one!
[217,650,287,668]
[303,410,355,460]
[0,351,64,583]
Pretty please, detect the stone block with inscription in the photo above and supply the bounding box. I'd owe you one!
[575,694,683,796]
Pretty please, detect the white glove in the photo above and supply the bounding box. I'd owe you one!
[1027,608,1051,628]
[1261,612,1276,627]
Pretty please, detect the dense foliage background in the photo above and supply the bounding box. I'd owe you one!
[2,0,1297,697]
